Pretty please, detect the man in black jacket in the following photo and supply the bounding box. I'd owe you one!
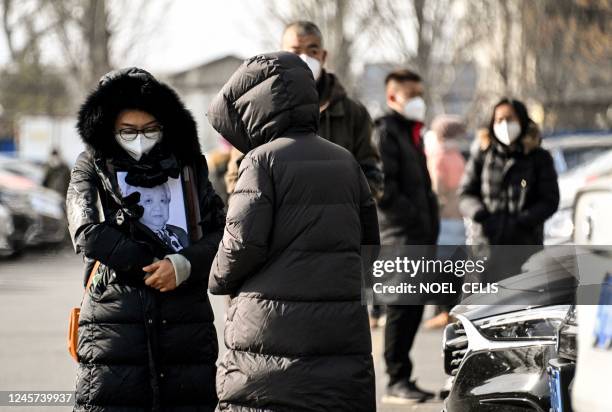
[374,69,439,404]
[225,21,383,200]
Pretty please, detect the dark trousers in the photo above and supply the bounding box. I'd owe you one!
[384,305,424,386]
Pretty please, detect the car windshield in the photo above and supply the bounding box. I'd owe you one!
[566,149,612,180]
[563,147,612,172]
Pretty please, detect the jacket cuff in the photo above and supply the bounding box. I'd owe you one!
[164,254,192,287]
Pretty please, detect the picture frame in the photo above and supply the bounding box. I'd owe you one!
[116,171,191,251]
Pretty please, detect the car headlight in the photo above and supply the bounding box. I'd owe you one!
[545,209,574,241]
[474,305,569,341]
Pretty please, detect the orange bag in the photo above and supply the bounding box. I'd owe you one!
[68,261,100,362]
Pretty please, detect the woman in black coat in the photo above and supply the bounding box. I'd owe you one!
[66,67,225,411]
[206,52,380,411]
[459,98,559,246]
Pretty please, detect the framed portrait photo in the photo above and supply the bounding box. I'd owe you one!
[117,172,190,251]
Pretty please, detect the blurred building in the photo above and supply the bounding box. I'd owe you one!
[542,87,612,132]
[165,55,243,152]
[17,116,82,165]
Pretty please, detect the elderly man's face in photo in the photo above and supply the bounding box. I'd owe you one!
[138,186,170,231]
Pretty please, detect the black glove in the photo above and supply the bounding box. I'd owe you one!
[125,152,180,188]
[473,208,490,223]
[482,213,503,242]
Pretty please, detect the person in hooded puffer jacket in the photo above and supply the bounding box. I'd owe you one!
[66,67,225,411]
[206,52,380,412]
[458,97,559,247]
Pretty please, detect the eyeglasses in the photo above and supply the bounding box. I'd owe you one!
[116,125,163,141]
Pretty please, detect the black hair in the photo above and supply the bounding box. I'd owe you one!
[488,97,531,141]
[385,69,422,86]
[77,67,202,161]
[283,21,323,46]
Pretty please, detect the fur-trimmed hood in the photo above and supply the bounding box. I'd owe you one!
[76,67,202,162]
[478,121,542,154]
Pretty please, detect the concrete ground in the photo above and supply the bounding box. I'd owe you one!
[0,246,446,411]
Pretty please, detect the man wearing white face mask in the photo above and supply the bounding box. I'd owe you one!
[224,20,383,201]
[373,69,439,404]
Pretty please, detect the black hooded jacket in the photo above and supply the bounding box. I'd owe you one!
[207,52,379,411]
[66,67,225,411]
[459,124,559,245]
[374,111,440,245]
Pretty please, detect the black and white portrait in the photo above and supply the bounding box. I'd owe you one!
[117,172,189,251]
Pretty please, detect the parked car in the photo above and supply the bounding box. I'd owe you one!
[546,248,611,412]
[547,305,577,412]
[545,149,612,244]
[0,200,19,256]
[445,171,612,412]
[0,170,66,248]
[442,249,579,412]
[550,177,612,412]
[0,153,45,184]
[542,133,612,175]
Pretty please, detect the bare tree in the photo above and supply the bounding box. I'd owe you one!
[368,0,461,114]
[1,0,60,63]
[50,0,169,92]
[0,0,174,140]
[0,0,70,122]
[2,0,170,91]
[460,0,610,129]
[254,0,383,91]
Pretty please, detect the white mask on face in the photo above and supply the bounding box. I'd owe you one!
[493,120,521,146]
[402,96,426,122]
[299,54,322,81]
[115,131,161,161]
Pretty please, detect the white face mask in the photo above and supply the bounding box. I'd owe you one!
[493,120,521,146]
[299,54,322,81]
[402,96,426,122]
[115,131,161,161]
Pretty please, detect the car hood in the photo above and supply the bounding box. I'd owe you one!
[452,248,579,320]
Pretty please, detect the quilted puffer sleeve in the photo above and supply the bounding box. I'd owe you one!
[66,151,156,279]
[208,153,274,295]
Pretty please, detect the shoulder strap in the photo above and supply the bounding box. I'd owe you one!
[182,164,203,242]
[84,261,101,294]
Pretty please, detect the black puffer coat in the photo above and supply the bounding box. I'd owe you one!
[207,52,379,411]
[66,68,225,411]
[458,125,559,245]
[374,111,439,245]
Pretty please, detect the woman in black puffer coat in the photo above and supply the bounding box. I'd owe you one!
[459,98,559,246]
[207,52,380,411]
[66,67,225,411]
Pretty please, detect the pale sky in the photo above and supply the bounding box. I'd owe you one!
[0,0,280,75]
[0,0,417,76]
[123,0,275,73]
